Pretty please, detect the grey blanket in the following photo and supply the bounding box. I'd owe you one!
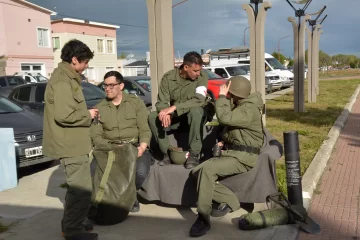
[139,127,283,206]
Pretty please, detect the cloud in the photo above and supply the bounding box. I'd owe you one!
[28,0,360,59]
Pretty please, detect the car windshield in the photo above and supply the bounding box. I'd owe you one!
[134,79,151,92]
[204,69,222,79]
[0,97,23,113]
[82,84,106,101]
[35,75,48,82]
[225,66,247,76]
[266,58,286,70]
[238,65,250,74]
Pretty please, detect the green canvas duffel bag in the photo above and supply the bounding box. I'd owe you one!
[89,143,138,225]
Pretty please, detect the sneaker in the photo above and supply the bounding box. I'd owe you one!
[189,214,211,237]
[185,152,199,169]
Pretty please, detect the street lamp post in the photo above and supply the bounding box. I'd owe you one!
[277,35,291,61]
[243,27,249,47]
[172,0,189,66]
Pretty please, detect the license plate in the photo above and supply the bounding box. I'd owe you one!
[25,146,42,158]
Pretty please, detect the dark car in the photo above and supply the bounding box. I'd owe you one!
[8,81,106,116]
[97,76,152,110]
[0,75,27,97]
[0,96,53,168]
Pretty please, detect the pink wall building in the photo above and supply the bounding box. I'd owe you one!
[0,0,55,77]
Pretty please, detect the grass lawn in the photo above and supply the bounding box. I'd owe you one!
[266,79,360,193]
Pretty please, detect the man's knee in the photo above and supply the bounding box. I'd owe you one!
[200,160,216,176]
[188,107,205,118]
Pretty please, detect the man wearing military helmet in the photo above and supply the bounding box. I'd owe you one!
[189,76,265,237]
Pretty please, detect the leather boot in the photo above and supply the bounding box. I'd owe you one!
[189,214,211,237]
[64,232,98,240]
[210,203,232,217]
[130,199,140,213]
[185,152,199,169]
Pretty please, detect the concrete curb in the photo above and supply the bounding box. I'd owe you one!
[302,84,360,210]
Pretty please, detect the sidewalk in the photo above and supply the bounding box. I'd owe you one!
[298,94,360,240]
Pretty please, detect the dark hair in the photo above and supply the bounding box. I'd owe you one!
[104,71,124,84]
[61,39,94,63]
[183,51,203,66]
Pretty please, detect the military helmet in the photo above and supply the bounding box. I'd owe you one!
[228,76,251,98]
[169,147,188,165]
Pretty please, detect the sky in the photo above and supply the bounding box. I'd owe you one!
[29,0,360,60]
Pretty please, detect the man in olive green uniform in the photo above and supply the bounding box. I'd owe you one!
[42,40,98,240]
[91,71,151,212]
[148,51,209,169]
[189,76,264,237]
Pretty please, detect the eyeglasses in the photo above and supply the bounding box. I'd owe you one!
[103,83,120,89]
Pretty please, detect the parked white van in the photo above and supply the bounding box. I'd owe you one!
[204,64,279,93]
[209,48,294,89]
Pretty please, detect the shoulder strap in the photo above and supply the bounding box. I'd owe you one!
[93,150,116,207]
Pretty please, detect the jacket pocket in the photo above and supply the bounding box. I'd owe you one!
[73,92,85,103]
[125,112,136,120]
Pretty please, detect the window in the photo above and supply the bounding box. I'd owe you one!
[97,39,104,53]
[21,65,31,71]
[225,66,247,76]
[123,80,144,96]
[35,85,46,103]
[0,97,23,113]
[214,68,228,78]
[37,28,50,47]
[134,79,151,92]
[52,37,60,49]
[107,40,114,54]
[203,69,222,79]
[0,77,6,87]
[8,76,25,85]
[33,65,42,71]
[14,87,31,102]
[24,76,32,83]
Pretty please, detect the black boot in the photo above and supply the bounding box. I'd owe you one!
[189,214,211,237]
[64,232,98,240]
[185,152,199,169]
[130,199,140,213]
[210,203,232,217]
[158,154,171,166]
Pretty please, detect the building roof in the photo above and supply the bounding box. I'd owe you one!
[52,18,120,29]
[13,0,56,15]
[124,60,148,67]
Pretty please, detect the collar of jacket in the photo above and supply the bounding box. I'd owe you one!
[105,92,131,108]
[58,62,82,84]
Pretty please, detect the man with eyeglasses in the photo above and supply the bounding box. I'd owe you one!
[90,71,151,215]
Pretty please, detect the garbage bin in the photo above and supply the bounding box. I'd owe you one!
[0,128,17,192]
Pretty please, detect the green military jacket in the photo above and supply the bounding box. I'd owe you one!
[42,62,92,159]
[155,67,208,116]
[91,93,151,148]
[216,92,264,167]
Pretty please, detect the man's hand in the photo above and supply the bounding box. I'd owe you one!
[162,115,171,128]
[88,109,99,119]
[219,81,232,96]
[137,142,147,157]
[158,106,176,121]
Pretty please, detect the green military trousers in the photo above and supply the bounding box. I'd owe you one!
[192,156,250,218]
[148,107,206,155]
[61,154,92,236]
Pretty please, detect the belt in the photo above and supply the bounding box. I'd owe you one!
[110,138,137,145]
[225,143,260,155]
